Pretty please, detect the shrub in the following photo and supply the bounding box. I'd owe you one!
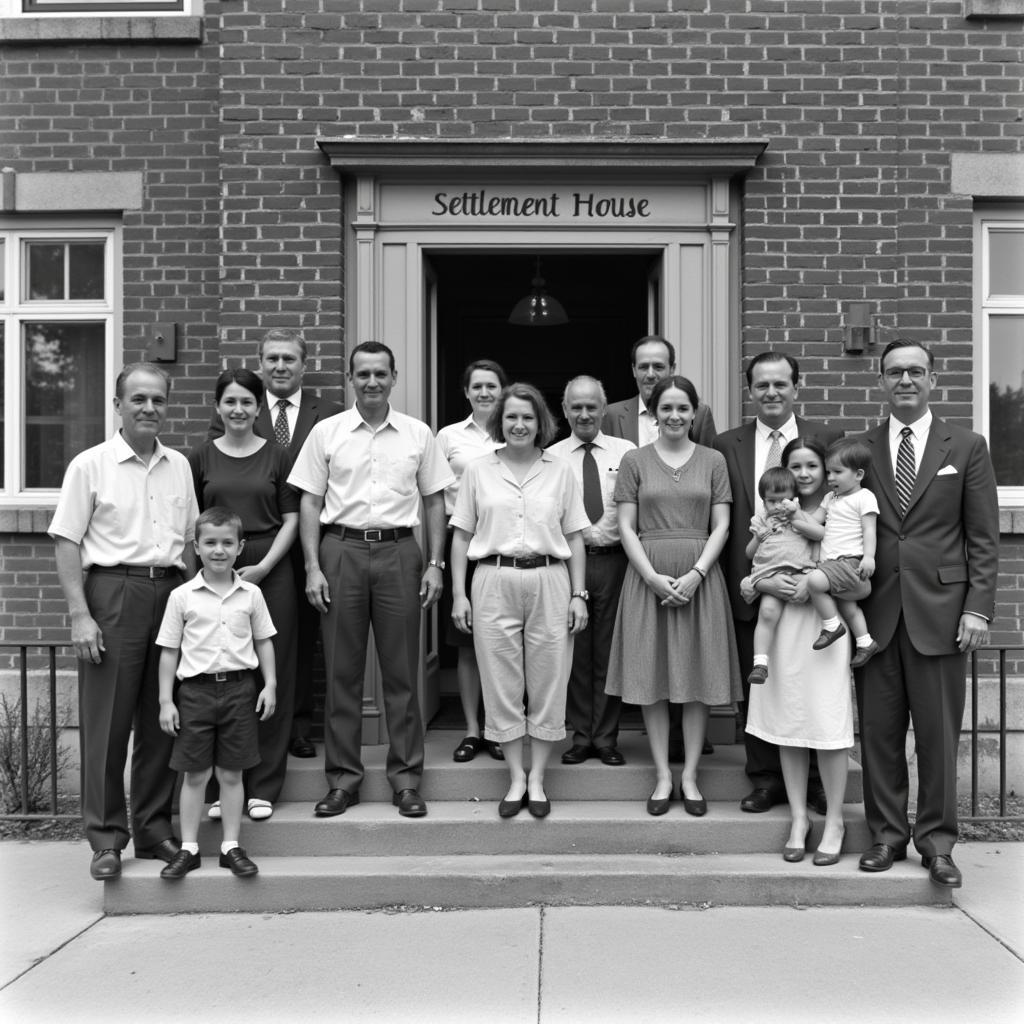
[0,693,74,814]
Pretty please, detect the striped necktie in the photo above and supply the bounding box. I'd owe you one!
[273,400,291,446]
[895,426,916,515]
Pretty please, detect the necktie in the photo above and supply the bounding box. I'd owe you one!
[581,443,603,524]
[765,429,782,470]
[273,400,291,447]
[895,426,916,515]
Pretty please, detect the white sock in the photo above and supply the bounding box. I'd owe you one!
[181,842,199,855]
[822,616,841,632]
[855,634,875,649]
[221,841,239,854]
[753,654,768,667]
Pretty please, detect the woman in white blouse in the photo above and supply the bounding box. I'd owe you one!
[450,383,589,818]
[436,360,507,763]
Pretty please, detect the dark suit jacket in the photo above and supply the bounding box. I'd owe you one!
[601,395,718,448]
[713,418,843,622]
[859,417,999,656]
[207,387,344,459]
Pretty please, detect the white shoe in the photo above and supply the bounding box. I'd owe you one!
[207,800,221,820]
[247,798,273,821]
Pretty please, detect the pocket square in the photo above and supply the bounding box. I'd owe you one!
[936,465,958,476]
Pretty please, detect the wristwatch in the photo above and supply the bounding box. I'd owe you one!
[571,590,589,601]
[427,559,446,570]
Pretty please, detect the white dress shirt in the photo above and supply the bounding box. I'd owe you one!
[753,415,798,515]
[546,431,637,547]
[436,414,503,516]
[887,410,932,475]
[636,399,659,447]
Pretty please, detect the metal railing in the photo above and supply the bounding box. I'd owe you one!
[0,641,1021,822]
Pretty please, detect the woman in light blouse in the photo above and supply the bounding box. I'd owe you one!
[436,359,507,763]
[450,383,589,818]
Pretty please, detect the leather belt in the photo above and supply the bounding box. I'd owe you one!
[182,670,249,684]
[325,526,414,543]
[91,564,180,579]
[478,554,562,570]
[585,544,622,555]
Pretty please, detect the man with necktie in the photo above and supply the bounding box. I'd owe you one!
[855,340,999,888]
[548,376,637,765]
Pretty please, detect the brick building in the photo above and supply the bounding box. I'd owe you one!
[1,1,1022,733]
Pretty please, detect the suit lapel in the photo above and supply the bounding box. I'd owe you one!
[622,398,640,445]
[736,422,757,513]
[291,392,317,453]
[865,422,900,517]
[905,417,952,518]
[255,404,273,441]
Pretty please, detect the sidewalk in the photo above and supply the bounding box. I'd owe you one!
[1,840,1021,1023]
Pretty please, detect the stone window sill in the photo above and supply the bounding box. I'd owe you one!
[963,0,1024,18]
[0,15,201,43]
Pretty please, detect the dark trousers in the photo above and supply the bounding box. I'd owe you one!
[290,542,321,741]
[734,616,821,796]
[855,615,966,857]
[567,550,626,749]
[79,571,179,852]
[319,532,425,793]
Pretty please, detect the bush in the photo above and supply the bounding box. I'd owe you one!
[0,693,74,814]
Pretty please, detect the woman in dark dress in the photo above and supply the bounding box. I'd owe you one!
[189,368,299,821]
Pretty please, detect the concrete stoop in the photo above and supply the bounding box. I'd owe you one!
[104,732,947,914]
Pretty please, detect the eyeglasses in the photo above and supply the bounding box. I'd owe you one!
[882,366,929,381]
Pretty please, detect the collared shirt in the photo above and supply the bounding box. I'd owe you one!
[436,414,503,516]
[451,451,590,561]
[546,431,637,546]
[753,415,798,515]
[266,390,302,439]
[888,410,932,476]
[49,432,199,570]
[156,571,276,679]
[636,398,659,447]
[288,405,454,528]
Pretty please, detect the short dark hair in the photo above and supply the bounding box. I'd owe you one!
[758,466,799,500]
[349,340,396,375]
[461,359,508,391]
[259,328,307,361]
[879,338,934,373]
[488,382,558,448]
[826,437,872,473]
[745,351,800,388]
[647,375,699,416]
[194,506,244,542]
[115,362,171,400]
[214,367,264,406]
[630,334,676,368]
[781,435,828,471]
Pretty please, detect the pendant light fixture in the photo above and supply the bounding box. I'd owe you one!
[507,256,568,327]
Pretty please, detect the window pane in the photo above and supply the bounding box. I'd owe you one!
[27,243,65,300]
[23,322,106,488]
[989,314,1024,487]
[0,324,4,485]
[989,231,1024,297]
[68,243,105,300]
[0,239,5,302]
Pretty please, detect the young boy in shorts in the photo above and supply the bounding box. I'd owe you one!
[156,507,277,879]
[804,438,880,668]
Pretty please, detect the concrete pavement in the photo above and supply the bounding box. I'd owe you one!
[1,839,1022,1023]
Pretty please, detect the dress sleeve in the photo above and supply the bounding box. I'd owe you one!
[709,449,732,504]
[449,459,480,534]
[613,449,640,504]
[187,444,208,512]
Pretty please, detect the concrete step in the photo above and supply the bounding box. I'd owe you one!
[194,801,874,858]
[279,733,864,804]
[104,852,951,915]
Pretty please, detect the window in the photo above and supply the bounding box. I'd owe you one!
[0,224,118,501]
[11,1,185,12]
[975,207,1024,503]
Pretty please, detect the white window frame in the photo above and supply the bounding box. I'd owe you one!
[0,0,198,15]
[0,221,120,505]
[973,205,1024,507]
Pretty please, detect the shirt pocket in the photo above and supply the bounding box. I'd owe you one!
[157,494,189,542]
[227,610,252,638]
[385,452,419,496]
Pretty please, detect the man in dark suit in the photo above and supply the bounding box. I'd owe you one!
[855,340,999,888]
[713,351,842,814]
[209,328,343,758]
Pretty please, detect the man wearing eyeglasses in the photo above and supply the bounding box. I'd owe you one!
[855,340,999,889]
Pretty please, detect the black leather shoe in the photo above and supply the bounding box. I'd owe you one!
[807,787,828,817]
[314,789,359,817]
[646,793,672,816]
[858,843,907,872]
[527,795,551,818]
[219,847,258,877]
[486,741,505,761]
[561,744,595,765]
[290,736,317,758]
[702,738,714,756]
[90,849,121,881]
[452,736,483,763]
[135,837,182,863]
[597,746,625,766]
[393,788,427,818]
[682,796,707,817]
[922,854,962,888]
[160,849,201,880]
[740,787,779,813]
[498,793,528,818]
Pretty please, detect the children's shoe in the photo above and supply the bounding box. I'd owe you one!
[850,640,880,668]
[747,664,768,686]
[207,801,221,820]
[812,623,847,650]
[219,847,258,877]
[246,798,273,821]
[160,850,200,880]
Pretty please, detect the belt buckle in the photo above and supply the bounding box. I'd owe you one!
[364,529,383,542]
[148,566,163,579]
[213,671,229,682]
